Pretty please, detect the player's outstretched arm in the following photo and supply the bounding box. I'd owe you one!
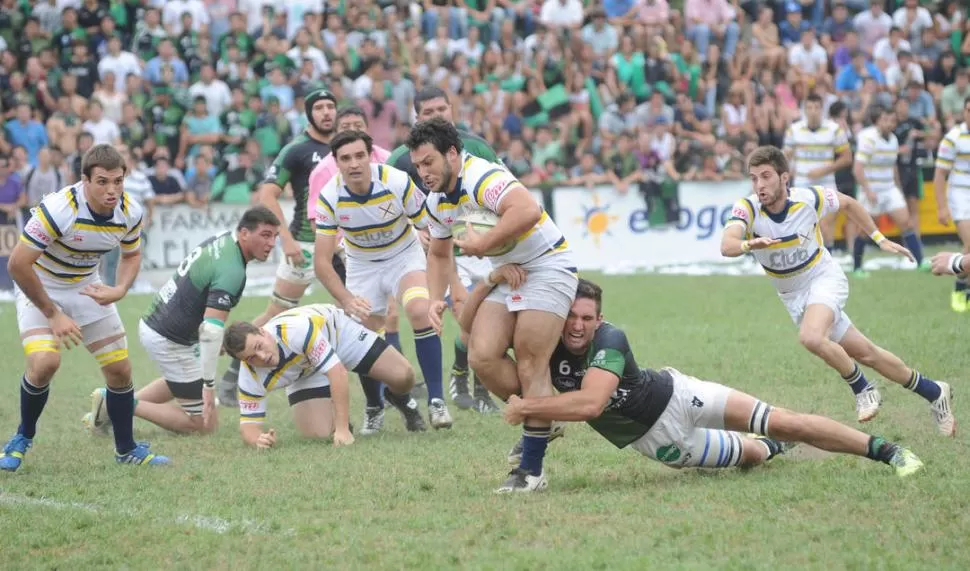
[930,252,969,276]
[505,368,620,424]
[313,234,356,308]
[932,160,952,226]
[481,186,541,253]
[8,241,56,318]
[720,224,780,257]
[199,308,228,432]
[328,362,354,447]
[836,191,915,261]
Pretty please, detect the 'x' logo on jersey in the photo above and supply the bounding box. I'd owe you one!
[379,203,395,219]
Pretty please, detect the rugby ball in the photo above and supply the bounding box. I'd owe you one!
[452,210,516,257]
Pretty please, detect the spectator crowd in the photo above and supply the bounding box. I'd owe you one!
[0,0,966,222]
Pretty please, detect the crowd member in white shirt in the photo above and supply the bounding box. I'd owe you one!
[893,0,933,49]
[539,0,584,29]
[81,100,121,146]
[97,36,140,93]
[872,26,911,69]
[789,28,829,84]
[162,0,209,35]
[853,3,893,56]
[885,49,925,93]
[287,28,330,76]
[188,64,232,117]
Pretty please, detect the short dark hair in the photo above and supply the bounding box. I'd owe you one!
[237,205,280,232]
[871,105,893,124]
[805,92,824,105]
[413,86,448,114]
[747,145,789,176]
[330,129,373,157]
[335,105,368,127]
[223,321,261,358]
[576,278,603,314]
[82,144,126,179]
[829,100,847,119]
[406,117,463,155]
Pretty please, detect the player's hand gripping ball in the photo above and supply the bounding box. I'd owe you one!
[451,210,516,257]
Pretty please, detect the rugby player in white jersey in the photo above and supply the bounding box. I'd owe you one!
[0,145,170,471]
[222,304,417,448]
[720,146,955,436]
[458,275,924,480]
[406,118,578,492]
[850,106,927,276]
[314,130,450,431]
[783,93,852,249]
[933,96,970,312]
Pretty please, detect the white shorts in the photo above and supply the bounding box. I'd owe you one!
[138,320,201,386]
[456,255,493,289]
[860,187,906,217]
[484,252,578,319]
[346,242,426,316]
[630,368,743,469]
[778,262,853,342]
[275,240,316,286]
[948,187,970,222]
[16,278,125,346]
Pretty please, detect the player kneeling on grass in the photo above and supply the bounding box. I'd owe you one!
[85,207,281,436]
[461,275,925,487]
[222,304,417,449]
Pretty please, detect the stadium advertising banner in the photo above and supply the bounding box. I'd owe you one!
[140,201,290,284]
[552,182,747,271]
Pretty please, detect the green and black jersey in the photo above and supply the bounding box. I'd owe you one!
[143,231,248,346]
[386,129,499,192]
[550,323,674,449]
[263,132,330,242]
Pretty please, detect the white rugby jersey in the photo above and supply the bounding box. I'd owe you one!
[238,304,343,425]
[315,163,427,261]
[726,186,841,292]
[936,122,970,194]
[424,153,569,265]
[783,119,849,188]
[20,183,143,287]
[855,126,899,193]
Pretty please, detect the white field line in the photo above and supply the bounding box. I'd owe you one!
[0,491,295,536]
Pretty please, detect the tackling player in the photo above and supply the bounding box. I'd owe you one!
[850,106,926,276]
[720,146,955,436]
[223,304,418,449]
[407,118,578,491]
[84,207,281,436]
[783,93,852,249]
[315,130,447,431]
[388,87,501,413]
[933,96,970,312]
[462,276,924,486]
[0,145,169,471]
[217,88,337,407]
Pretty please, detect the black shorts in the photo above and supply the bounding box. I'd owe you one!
[835,179,856,198]
[898,167,922,199]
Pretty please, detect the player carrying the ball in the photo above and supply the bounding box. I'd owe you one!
[222,304,418,449]
[459,275,925,480]
[0,145,170,471]
[720,146,955,436]
[314,130,449,430]
[85,207,281,436]
[407,118,578,492]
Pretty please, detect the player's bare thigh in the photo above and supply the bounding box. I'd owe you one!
[512,309,564,398]
[292,397,335,439]
[468,301,518,397]
[359,341,416,393]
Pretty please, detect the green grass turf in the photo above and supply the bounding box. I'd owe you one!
[0,269,967,570]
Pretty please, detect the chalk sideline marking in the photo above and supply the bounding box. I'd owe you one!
[0,491,295,536]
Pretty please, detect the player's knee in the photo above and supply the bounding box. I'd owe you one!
[797,329,827,354]
[765,408,807,441]
[269,291,299,312]
[26,352,60,386]
[401,286,430,325]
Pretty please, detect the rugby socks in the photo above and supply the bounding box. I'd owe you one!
[106,384,136,455]
[451,338,469,376]
[852,237,867,271]
[359,375,385,409]
[865,436,898,464]
[901,230,924,265]
[842,364,871,395]
[519,425,550,476]
[904,370,942,403]
[18,375,49,439]
[385,331,402,354]
[413,327,444,402]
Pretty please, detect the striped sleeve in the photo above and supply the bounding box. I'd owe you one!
[855,134,874,164]
[725,198,755,232]
[21,192,72,250]
[833,126,849,154]
[936,133,956,171]
[315,180,339,236]
[238,364,268,424]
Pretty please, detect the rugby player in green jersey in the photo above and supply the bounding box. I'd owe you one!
[86,207,281,436]
[387,86,501,413]
[459,275,925,491]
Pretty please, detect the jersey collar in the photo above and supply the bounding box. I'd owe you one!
[762,193,794,223]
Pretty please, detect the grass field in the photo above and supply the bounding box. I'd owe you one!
[0,268,967,570]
